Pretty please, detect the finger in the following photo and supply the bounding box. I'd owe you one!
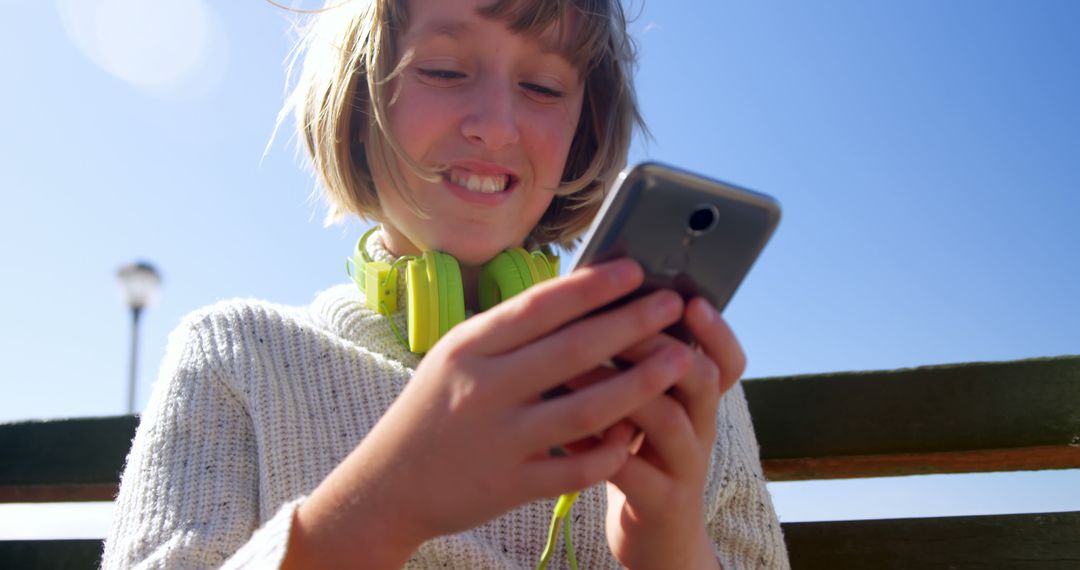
[523,419,633,461]
[501,290,684,401]
[624,394,700,480]
[517,343,692,453]
[607,454,670,515]
[685,298,746,393]
[668,349,722,447]
[564,365,619,392]
[454,259,644,355]
[519,418,635,498]
[612,334,670,365]
[562,419,635,455]
[612,332,721,444]
[526,366,616,406]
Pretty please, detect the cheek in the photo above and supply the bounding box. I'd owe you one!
[529,105,582,180]
[385,111,422,160]
[384,85,446,159]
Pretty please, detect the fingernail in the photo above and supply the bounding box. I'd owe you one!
[609,259,639,284]
[698,298,718,322]
[650,292,681,324]
[660,345,687,373]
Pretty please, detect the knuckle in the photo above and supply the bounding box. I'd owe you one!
[701,357,722,393]
[577,458,607,487]
[704,355,721,381]
[731,350,748,380]
[564,403,599,435]
[446,374,482,413]
[438,326,473,356]
[665,345,693,377]
[721,324,748,380]
[638,356,676,394]
[490,295,539,332]
[577,451,620,489]
[584,285,613,314]
[648,401,682,436]
[563,332,596,365]
[631,301,657,332]
[721,356,746,389]
[629,292,668,330]
[654,399,688,437]
[564,467,596,493]
[674,343,694,365]
[435,332,472,366]
[514,287,548,317]
[567,269,603,301]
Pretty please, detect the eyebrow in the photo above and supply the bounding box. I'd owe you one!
[410,18,569,59]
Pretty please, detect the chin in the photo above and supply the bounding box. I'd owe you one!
[445,246,508,267]
[422,222,537,266]
[427,236,516,267]
[419,225,523,265]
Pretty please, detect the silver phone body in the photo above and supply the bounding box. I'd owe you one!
[572,162,781,343]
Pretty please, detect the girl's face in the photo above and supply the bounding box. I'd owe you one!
[374,0,585,266]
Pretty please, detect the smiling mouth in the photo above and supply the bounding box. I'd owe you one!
[447,168,514,193]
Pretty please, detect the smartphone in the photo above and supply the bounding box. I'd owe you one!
[571,162,781,344]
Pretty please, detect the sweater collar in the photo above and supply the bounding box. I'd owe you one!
[309,228,419,367]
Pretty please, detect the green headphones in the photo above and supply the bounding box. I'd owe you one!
[348,226,560,353]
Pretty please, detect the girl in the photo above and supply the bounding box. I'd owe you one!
[102,0,789,568]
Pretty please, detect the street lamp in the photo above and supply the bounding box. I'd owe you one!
[117,261,161,414]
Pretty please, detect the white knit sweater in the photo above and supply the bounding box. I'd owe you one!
[102,237,789,569]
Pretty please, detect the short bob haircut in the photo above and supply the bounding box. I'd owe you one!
[282,0,644,249]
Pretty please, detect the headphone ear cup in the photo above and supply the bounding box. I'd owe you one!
[432,251,466,337]
[406,252,466,354]
[531,251,556,282]
[479,249,540,311]
[406,256,437,353]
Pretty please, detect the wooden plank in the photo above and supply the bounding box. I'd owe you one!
[763,444,1080,481]
[0,484,118,503]
[745,355,1080,480]
[1,356,1078,502]
[3,512,1076,569]
[783,511,1080,569]
[0,416,136,502]
[0,540,102,570]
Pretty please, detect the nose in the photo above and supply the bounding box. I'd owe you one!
[460,77,520,150]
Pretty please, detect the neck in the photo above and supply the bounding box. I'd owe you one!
[376,228,488,313]
[458,264,482,313]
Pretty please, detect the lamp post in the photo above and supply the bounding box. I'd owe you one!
[117,261,161,414]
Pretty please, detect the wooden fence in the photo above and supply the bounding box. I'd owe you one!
[2,356,1078,568]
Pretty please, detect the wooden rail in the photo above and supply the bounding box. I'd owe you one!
[748,356,1080,480]
[3,355,1079,568]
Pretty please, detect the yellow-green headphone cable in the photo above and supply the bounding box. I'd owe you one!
[536,491,580,570]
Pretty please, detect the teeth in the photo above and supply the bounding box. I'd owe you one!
[449,170,509,193]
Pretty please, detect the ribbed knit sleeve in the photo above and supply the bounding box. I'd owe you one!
[706,381,790,569]
[101,311,300,569]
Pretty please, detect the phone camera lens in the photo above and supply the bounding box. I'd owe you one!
[688,204,719,235]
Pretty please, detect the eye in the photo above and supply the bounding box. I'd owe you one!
[520,82,564,100]
[416,68,467,84]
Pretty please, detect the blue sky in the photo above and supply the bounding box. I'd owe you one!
[1,0,1077,538]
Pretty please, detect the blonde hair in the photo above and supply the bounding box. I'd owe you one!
[282,0,643,249]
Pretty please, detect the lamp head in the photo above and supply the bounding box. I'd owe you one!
[117,261,161,310]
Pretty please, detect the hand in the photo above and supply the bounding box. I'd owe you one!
[604,298,746,570]
[284,259,695,569]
